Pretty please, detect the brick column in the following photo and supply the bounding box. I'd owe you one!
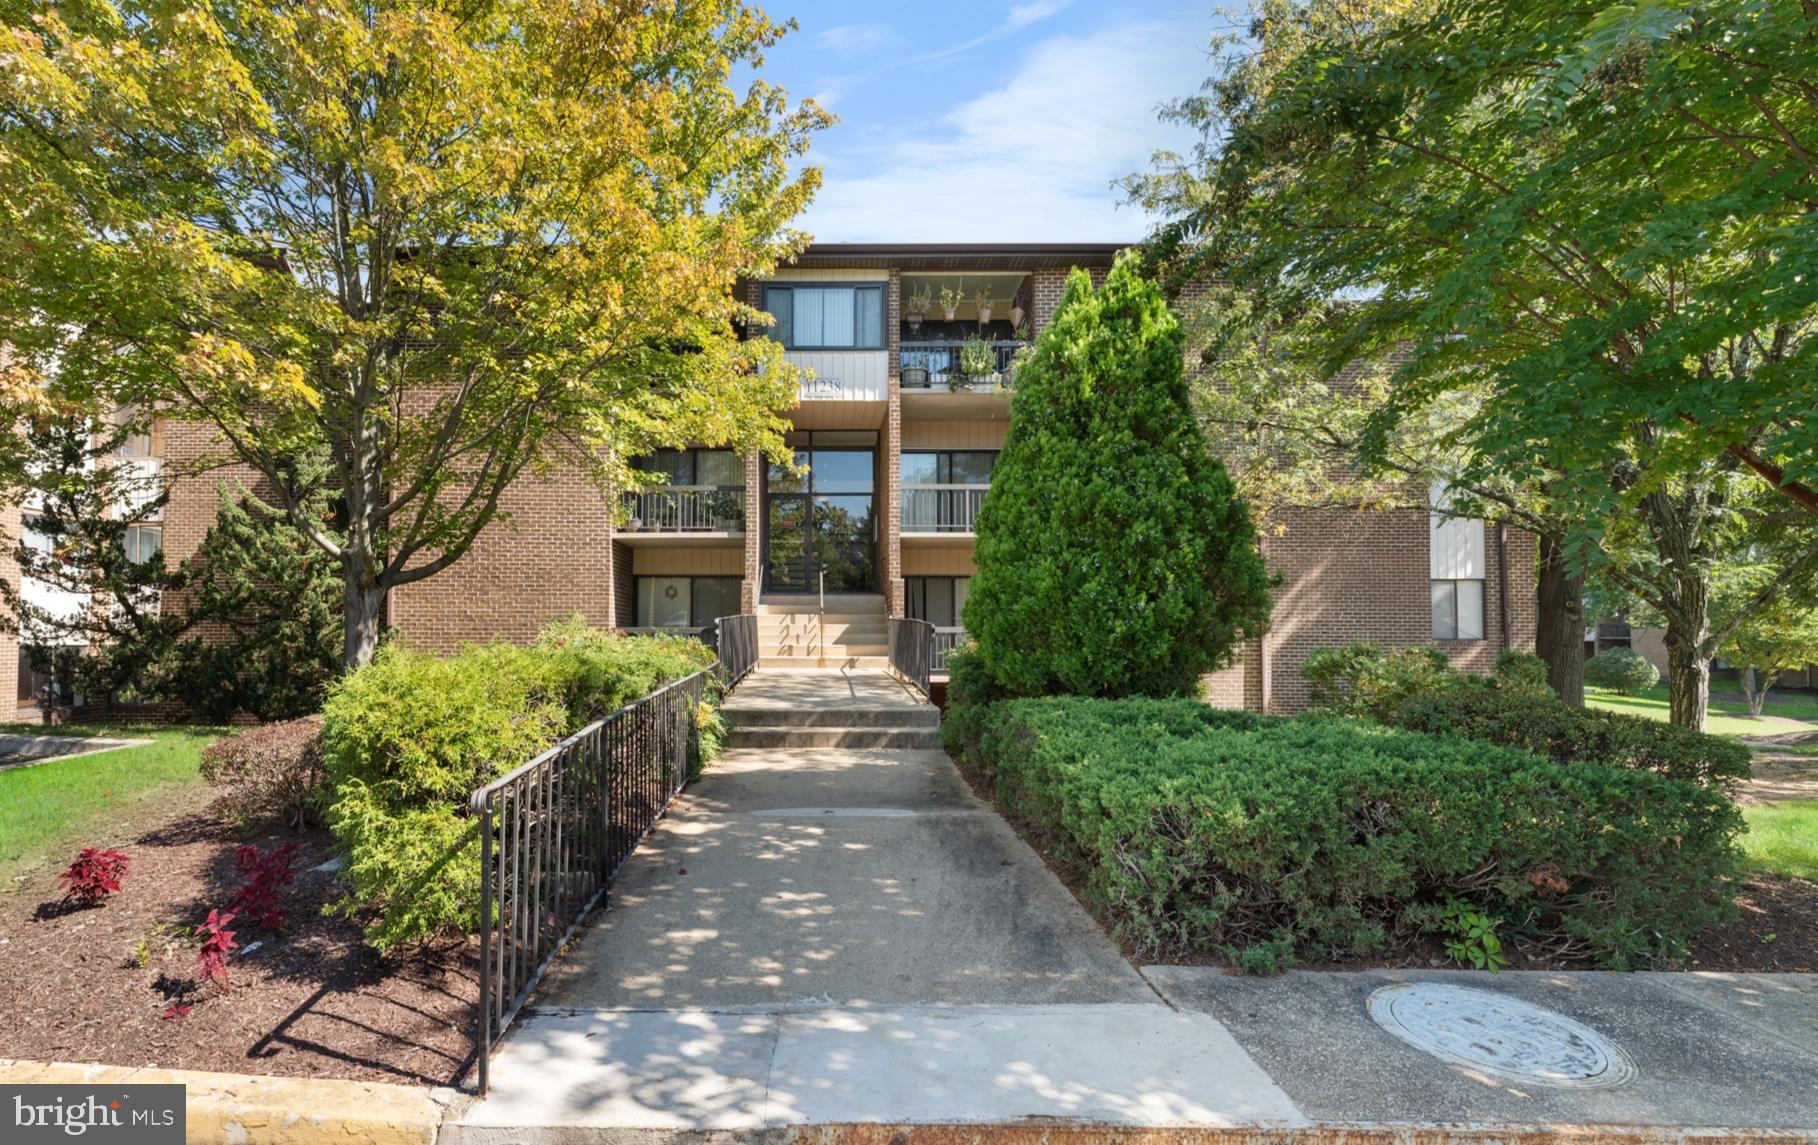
[884,271,904,616]
[742,450,762,613]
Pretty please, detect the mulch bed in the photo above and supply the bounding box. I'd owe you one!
[948,748,1818,976]
[0,804,477,1086]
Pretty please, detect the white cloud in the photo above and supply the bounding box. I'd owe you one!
[816,22,895,56]
[798,18,1206,242]
[904,0,1073,66]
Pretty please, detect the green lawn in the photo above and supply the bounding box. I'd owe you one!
[1586,683,1818,737]
[0,723,223,884]
[1741,801,1818,881]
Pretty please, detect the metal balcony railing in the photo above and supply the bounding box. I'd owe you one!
[888,616,935,696]
[618,486,744,533]
[932,626,967,672]
[900,340,1027,391]
[902,484,987,533]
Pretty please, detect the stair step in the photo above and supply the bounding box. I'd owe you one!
[759,655,891,669]
[727,726,941,750]
[724,707,939,729]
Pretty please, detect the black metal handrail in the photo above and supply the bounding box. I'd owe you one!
[470,668,712,1094]
[900,340,1027,390]
[887,616,935,696]
[713,613,758,688]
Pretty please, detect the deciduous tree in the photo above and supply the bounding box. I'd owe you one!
[1,0,828,667]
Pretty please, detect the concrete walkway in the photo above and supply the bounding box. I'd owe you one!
[454,670,1299,1138]
[453,670,1818,1141]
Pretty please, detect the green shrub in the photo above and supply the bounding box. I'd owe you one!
[964,258,1271,698]
[1493,650,1552,697]
[1390,686,1748,789]
[199,715,328,830]
[322,618,718,951]
[1584,647,1661,694]
[1302,642,1455,718]
[951,695,1741,971]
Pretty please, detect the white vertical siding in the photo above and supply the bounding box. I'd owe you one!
[785,350,889,402]
[1428,480,1485,580]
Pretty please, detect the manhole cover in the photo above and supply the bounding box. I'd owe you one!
[1366,983,1636,1089]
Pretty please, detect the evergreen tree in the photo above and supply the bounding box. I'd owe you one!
[965,259,1272,697]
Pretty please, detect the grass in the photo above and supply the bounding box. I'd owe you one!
[1586,682,1818,738]
[1741,801,1818,881]
[0,723,223,884]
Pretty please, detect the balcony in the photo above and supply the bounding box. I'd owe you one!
[618,486,744,540]
[900,341,1027,392]
[933,626,966,673]
[902,483,986,537]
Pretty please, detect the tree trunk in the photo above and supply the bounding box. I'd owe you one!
[1534,534,1586,706]
[1663,625,1710,731]
[342,553,386,670]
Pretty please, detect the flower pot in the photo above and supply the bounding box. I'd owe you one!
[906,313,923,333]
[942,306,957,321]
[977,306,994,325]
[902,365,928,389]
[1009,305,1025,328]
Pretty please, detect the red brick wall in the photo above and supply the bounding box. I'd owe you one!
[389,468,617,652]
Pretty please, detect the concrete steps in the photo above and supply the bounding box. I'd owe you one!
[723,669,938,749]
[755,594,889,663]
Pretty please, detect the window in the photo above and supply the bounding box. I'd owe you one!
[1431,578,1484,641]
[633,448,743,487]
[123,523,162,565]
[901,451,996,485]
[760,285,886,350]
[1429,480,1485,641]
[905,576,970,629]
[21,514,51,554]
[635,576,741,629]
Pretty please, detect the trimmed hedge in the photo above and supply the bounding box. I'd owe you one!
[946,695,1741,971]
[1584,647,1661,695]
[322,619,719,951]
[1391,687,1749,790]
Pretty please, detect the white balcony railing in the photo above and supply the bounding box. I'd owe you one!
[902,484,987,533]
[619,486,745,533]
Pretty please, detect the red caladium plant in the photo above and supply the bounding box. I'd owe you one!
[230,842,299,930]
[59,847,129,905]
[195,909,239,989]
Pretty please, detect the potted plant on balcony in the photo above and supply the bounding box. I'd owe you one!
[975,285,994,326]
[939,284,963,322]
[953,336,997,392]
[905,283,932,333]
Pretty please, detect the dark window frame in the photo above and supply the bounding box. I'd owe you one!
[633,575,743,629]
[632,447,744,489]
[900,449,998,485]
[760,283,887,351]
[905,575,971,629]
[1430,577,1486,642]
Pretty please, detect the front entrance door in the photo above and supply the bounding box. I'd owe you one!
[765,443,877,593]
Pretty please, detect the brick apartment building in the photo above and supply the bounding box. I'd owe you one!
[5,242,1536,716]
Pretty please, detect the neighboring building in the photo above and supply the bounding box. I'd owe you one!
[97,243,1536,715]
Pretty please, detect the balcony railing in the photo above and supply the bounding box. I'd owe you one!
[933,626,966,672]
[900,340,1027,391]
[619,486,744,533]
[902,484,987,533]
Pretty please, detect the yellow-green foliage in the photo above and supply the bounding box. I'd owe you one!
[322,618,716,951]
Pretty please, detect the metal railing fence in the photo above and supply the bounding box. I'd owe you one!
[713,614,758,688]
[619,486,745,532]
[471,669,711,1093]
[901,484,988,533]
[887,616,935,696]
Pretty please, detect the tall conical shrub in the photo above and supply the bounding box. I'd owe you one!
[964,259,1271,697]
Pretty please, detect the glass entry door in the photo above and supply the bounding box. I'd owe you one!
[765,441,877,593]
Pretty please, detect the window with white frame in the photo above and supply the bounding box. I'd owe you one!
[760,284,886,350]
[1429,481,1485,641]
[123,523,163,564]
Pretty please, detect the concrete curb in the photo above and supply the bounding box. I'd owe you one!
[444,1125,1818,1145]
[0,1059,464,1144]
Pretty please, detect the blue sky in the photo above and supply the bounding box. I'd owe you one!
[753,1,1217,243]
